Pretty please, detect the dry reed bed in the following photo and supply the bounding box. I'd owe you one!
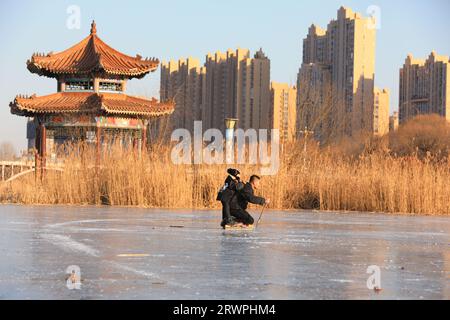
[1,142,449,215]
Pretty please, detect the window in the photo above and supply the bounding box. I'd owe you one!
[65,79,93,91]
[99,81,123,92]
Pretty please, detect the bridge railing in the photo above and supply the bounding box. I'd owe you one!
[0,160,35,182]
[0,160,64,181]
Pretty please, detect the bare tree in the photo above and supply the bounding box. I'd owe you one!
[0,142,17,161]
[296,78,351,145]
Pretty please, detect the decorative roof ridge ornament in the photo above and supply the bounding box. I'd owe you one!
[90,20,97,35]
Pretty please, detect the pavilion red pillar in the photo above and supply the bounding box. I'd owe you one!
[132,135,138,155]
[96,126,101,167]
[34,122,40,179]
[39,122,46,178]
[141,125,147,154]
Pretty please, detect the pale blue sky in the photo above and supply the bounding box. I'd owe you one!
[1,0,449,152]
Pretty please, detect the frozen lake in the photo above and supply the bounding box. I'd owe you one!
[0,205,448,299]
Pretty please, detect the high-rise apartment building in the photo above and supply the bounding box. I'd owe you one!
[161,48,271,134]
[297,6,377,142]
[203,48,270,132]
[399,51,450,124]
[203,48,250,132]
[373,87,390,136]
[160,58,206,133]
[248,49,271,130]
[270,82,297,142]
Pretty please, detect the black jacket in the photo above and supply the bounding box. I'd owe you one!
[231,182,265,210]
[217,176,243,202]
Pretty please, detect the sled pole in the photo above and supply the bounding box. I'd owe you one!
[256,203,266,228]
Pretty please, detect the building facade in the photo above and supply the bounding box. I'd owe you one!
[399,51,450,124]
[270,82,297,142]
[203,49,250,133]
[160,58,206,133]
[297,6,377,142]
[160,48,271,134]
[247,49,271,131]
[203,48,271,133]
[373,87,390,136]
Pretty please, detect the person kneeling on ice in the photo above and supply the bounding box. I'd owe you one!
[229,175,270,227]
[217,168,244,228]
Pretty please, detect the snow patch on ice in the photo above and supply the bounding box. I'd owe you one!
[46,219,122,229]
[329,279,354,283]
[64,227,130,233]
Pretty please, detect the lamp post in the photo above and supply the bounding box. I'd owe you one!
[224,118,238,164]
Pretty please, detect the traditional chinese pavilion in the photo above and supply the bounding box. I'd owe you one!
[10,21,174,164]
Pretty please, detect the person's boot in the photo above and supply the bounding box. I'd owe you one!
[221,216,237,228]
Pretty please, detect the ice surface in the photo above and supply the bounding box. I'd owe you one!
[0,205,448,299]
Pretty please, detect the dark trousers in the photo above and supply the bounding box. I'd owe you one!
[221,200,232,221]
[230,208,254,225]
[220,189,235,222]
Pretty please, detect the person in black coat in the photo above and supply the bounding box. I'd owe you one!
[229,175,270,226]
[217,168,243,227]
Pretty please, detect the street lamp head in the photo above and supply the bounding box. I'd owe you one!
[224,118,239,129]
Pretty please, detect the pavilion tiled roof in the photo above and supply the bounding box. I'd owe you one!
[10,92,174,118]
[27,21,159,79]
